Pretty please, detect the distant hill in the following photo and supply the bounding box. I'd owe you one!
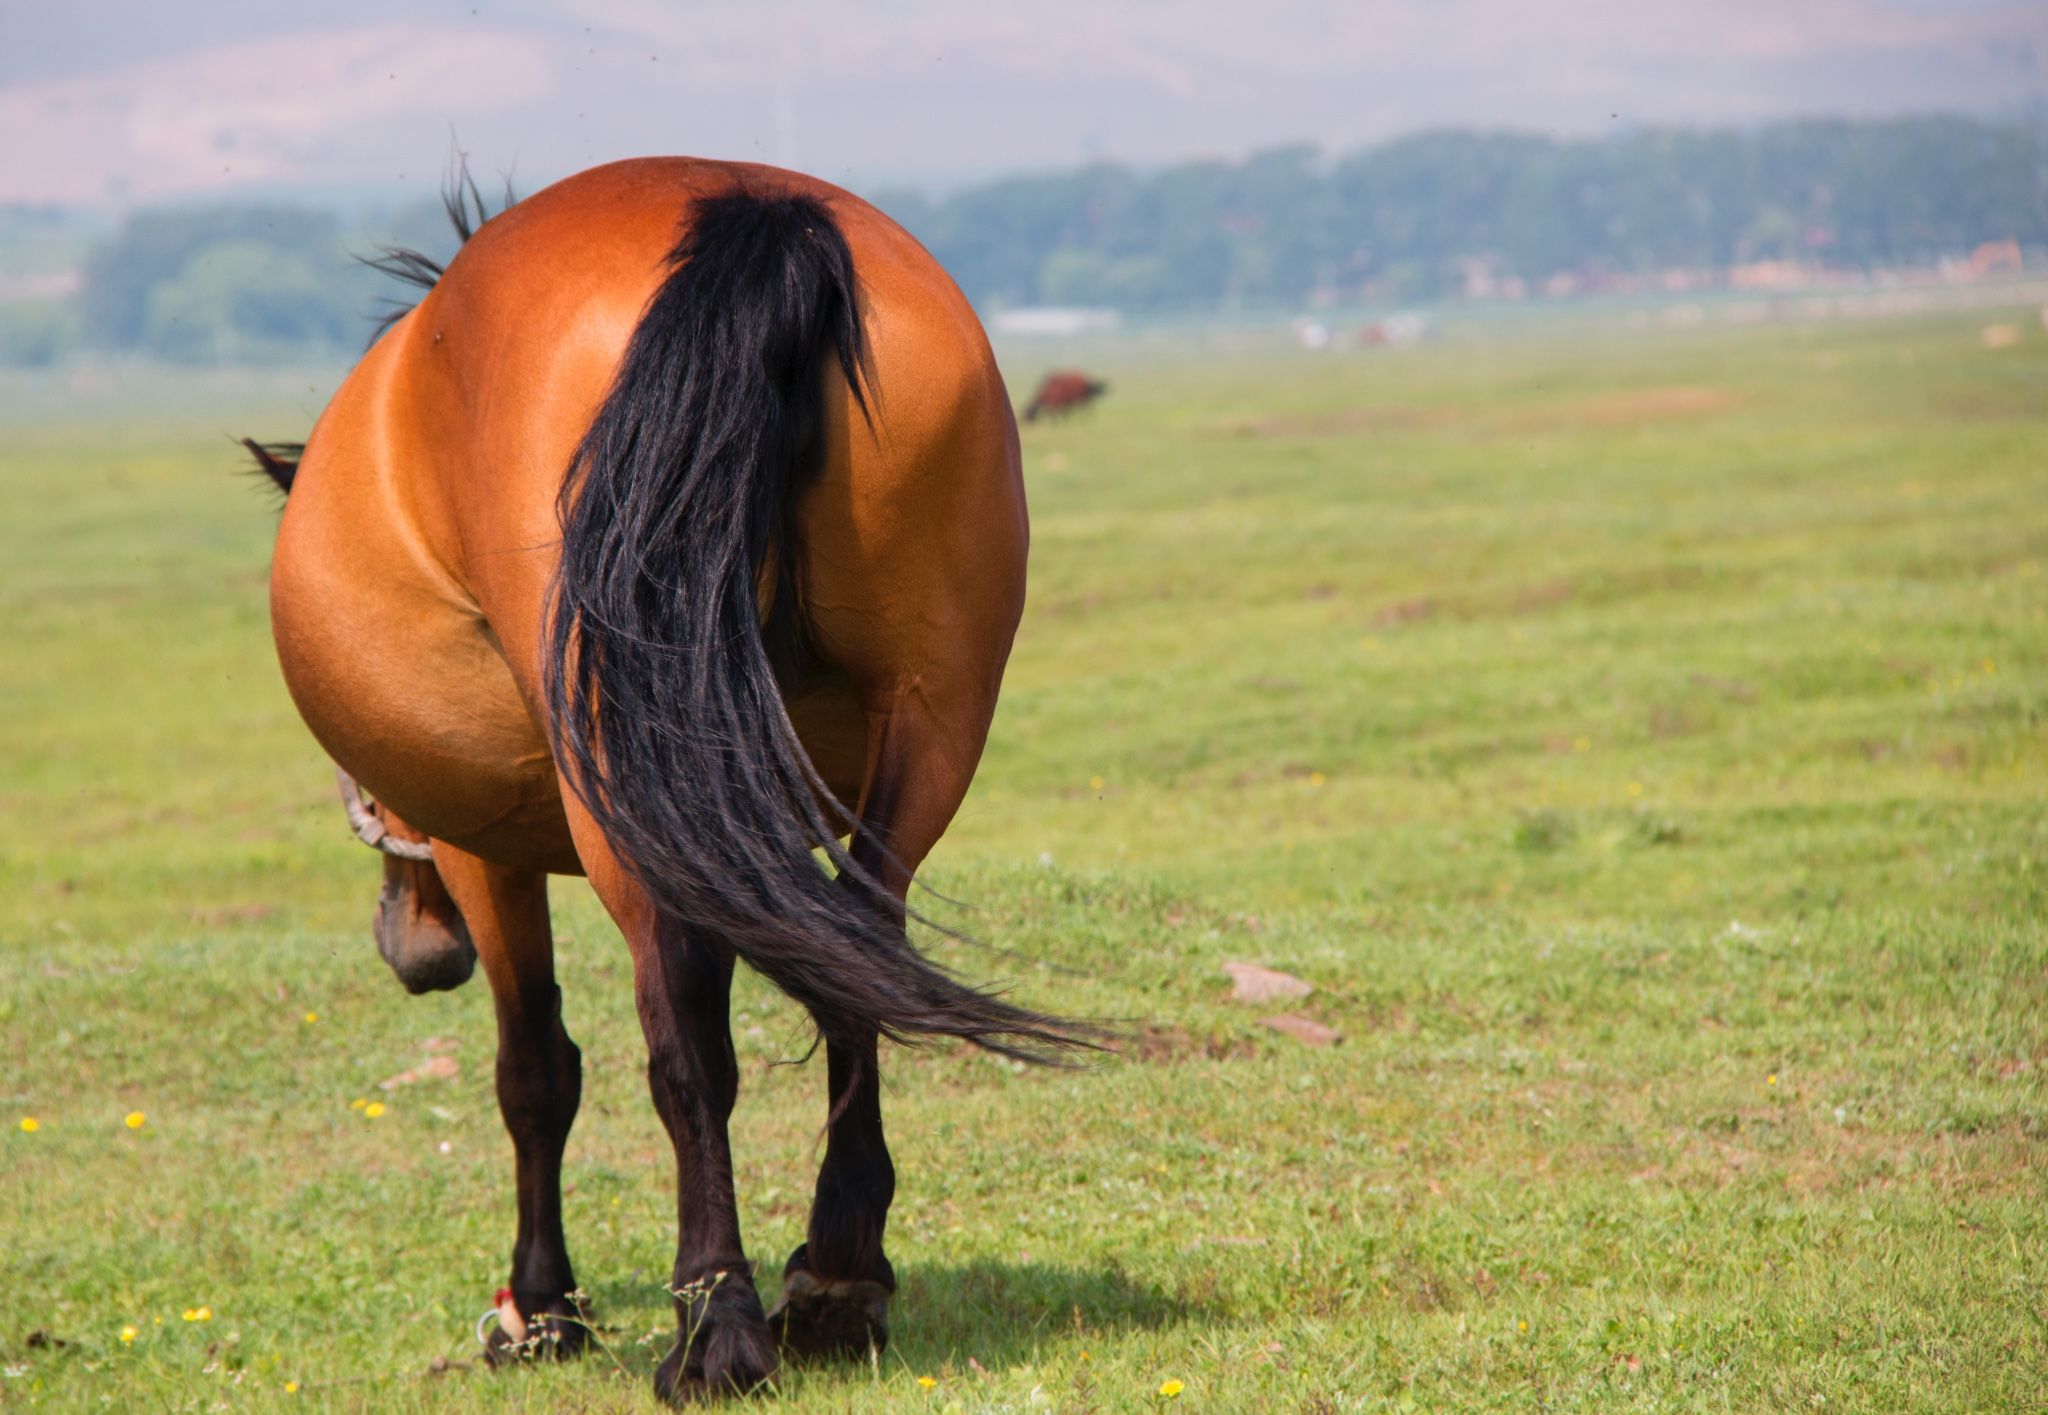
[3,115,2043,366]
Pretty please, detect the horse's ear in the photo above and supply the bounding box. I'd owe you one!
[241,438,300,496]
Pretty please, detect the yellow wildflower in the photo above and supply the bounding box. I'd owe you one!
[917,1375,937,1390]
[182,1307,212,1322]
[124,1111,146,1130]
[19,1117,37,1133]
[1767,1074,1778,1087]
[303,1012,318,1025]
[363,1101,386,1119]
[1159,1378,1184,1398]
[119,1325,137,1344]
[349,1098,368,1111]
[285,1382,300,1394]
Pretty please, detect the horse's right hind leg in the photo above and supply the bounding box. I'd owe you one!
[772,697,989,1361]
[430,844,588,1360]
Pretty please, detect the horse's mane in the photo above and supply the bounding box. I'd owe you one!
[359,158,517,341]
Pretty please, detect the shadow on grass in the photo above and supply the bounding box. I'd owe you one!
[554,1257,1193,1388]
[884,1258,1195,1368]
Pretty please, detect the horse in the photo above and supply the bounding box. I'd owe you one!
[253,158,1094,1402]
[1021,369,1107,421]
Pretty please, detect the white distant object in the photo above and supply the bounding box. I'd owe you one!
[991,306,1121,337]
[1359,311,1428,348]
[1295,319,1331,350]
[1383,312,1427,346]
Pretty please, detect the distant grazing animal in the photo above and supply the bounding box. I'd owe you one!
[1022,369,1107,421]
[247,158,1094,1404]
[1967,237,2021,279]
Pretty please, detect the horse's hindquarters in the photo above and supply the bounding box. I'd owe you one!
[270,417,580,875]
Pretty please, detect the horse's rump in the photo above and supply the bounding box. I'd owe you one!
[543,188,1088,1060]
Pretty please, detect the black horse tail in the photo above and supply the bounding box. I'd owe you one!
[544,189,1090,1063]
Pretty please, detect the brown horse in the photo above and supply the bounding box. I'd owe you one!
[257,158,1091,1402]
[1022,369,1107,421]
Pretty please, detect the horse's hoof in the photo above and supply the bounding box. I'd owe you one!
[653,1274,777,1404]
[767,1245,893,1362]
[478,1292,589,1368]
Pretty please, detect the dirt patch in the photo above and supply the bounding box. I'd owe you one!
[1216,388,1737,441]
[1132,1026,1260,1064]
[1216,405,1464,439]
[379,1055,461,1091]
[1506,579,1575,615]
[1223,962,1314,1004]
[1508,385,1745,431]
[1650,706,1697,739]
[1370,596,1438,628]
[1261,1014,1340,1047]
[1691,672,1758,703]
[189,903,275,927]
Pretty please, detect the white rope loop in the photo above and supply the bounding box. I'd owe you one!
[336,766,436,862]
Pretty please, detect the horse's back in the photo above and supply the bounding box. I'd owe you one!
[271,158,1024,868]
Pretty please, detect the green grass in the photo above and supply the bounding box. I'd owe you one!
[2,310,2045,1411]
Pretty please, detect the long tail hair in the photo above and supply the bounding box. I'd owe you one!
[544,189,1089,1062]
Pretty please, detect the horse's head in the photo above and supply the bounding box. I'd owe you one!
[349,789,476,995]
[374,844,476,994]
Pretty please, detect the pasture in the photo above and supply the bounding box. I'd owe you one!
[2,306,2045,1411]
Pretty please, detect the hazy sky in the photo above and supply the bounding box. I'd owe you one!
[4,0,2044,207]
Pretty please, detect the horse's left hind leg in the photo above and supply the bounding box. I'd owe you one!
[565,818,777,1403]
[431,844,588,1360]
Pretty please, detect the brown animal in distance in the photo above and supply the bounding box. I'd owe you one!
[250,159,1094,1404]
[1022,368,1107,421]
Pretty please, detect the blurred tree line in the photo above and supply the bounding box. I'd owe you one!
[880,115,2048,308]
[0,197,463,367]
[77,206,371,361]
[2,115,2042,366]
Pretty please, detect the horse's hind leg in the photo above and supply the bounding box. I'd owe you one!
[771,698,985,1360]
[371,807,476,994]
[430,844,588,1359]
[569,828,777,1402]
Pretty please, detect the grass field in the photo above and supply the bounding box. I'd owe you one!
[2,307,2045,1411]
